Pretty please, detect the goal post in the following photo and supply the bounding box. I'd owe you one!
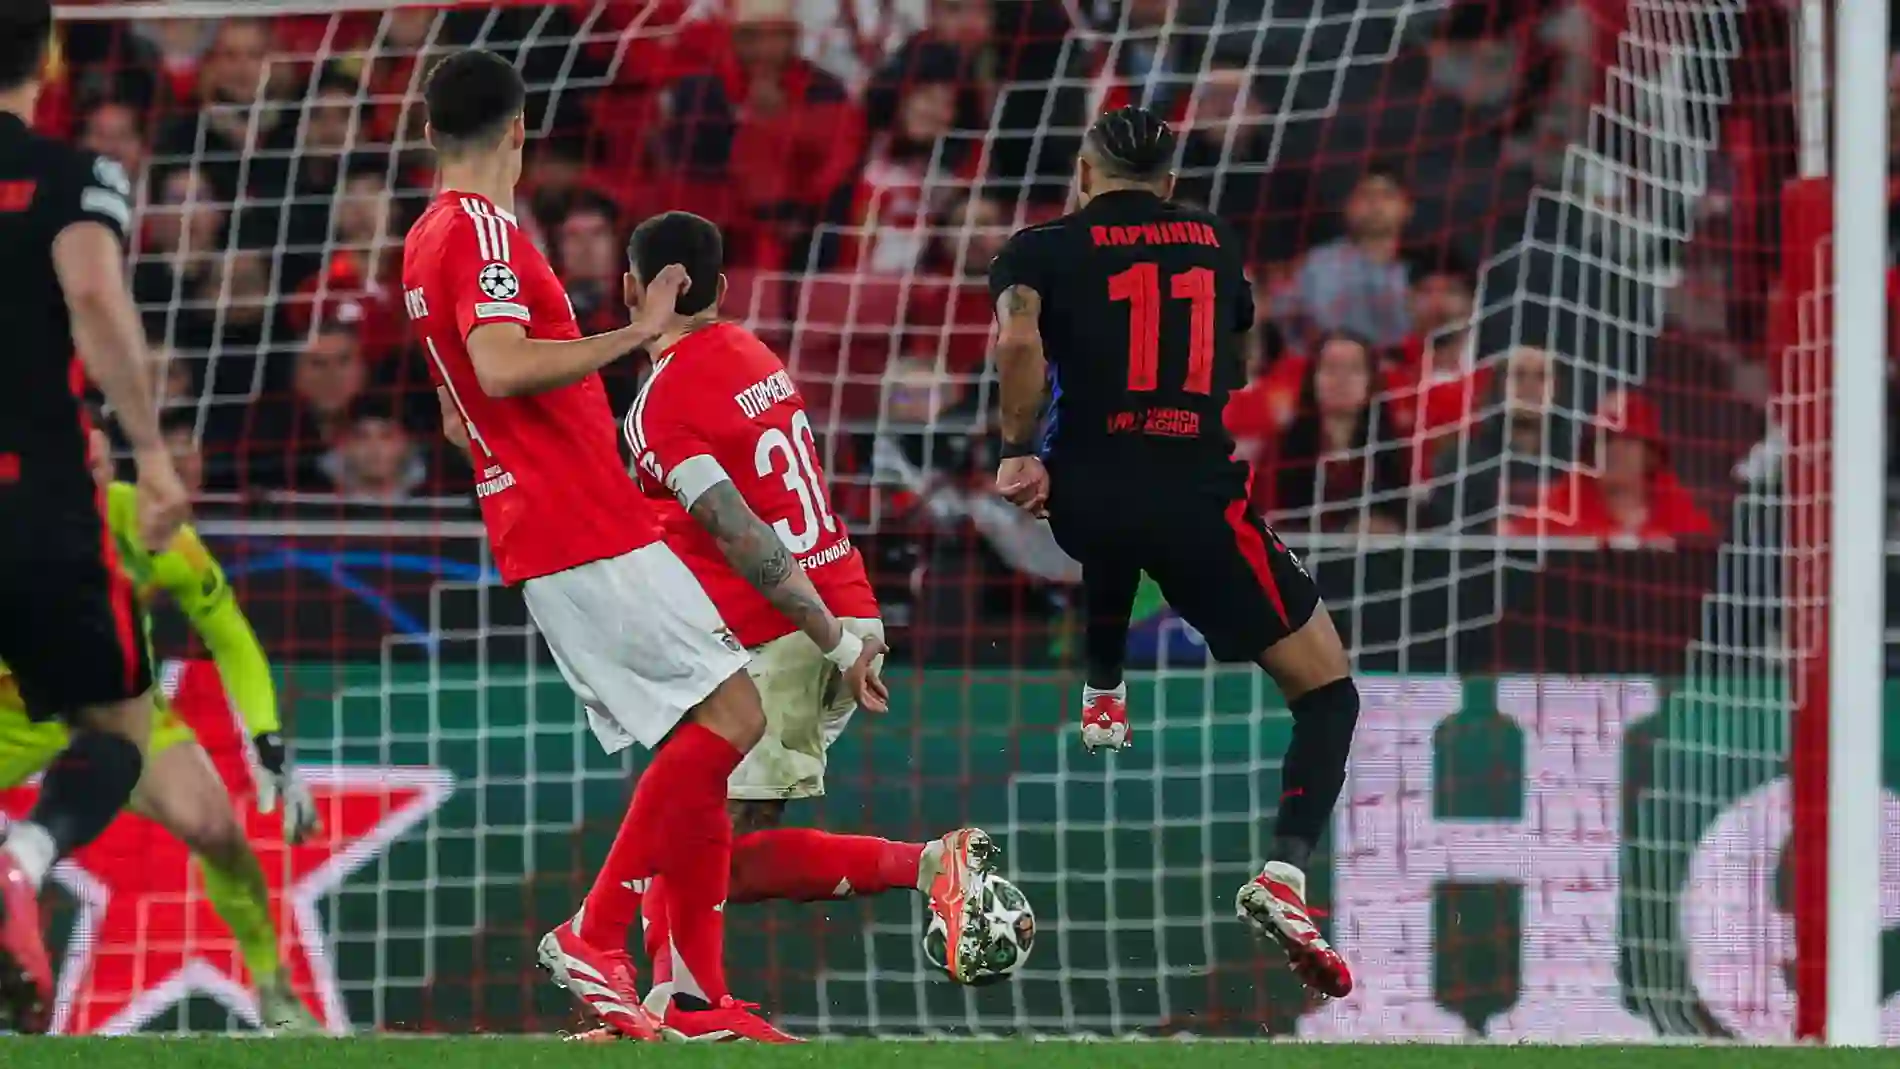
[33,0,1893,1042]
[1823,0,1885,1047]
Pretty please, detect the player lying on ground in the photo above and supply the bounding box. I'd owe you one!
[989,106,1360,999]
[405,50,881,1043]
[543,211,1007,1043]
[0,423,322,1033]
[0,1,192,1032]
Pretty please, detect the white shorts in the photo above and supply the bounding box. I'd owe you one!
[729,617,884,801]
[522,544,752,754]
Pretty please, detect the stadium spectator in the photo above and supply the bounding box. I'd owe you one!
[1275,168,1415,351]
[282,162,409,365]
[134,166,226,326]
[245,316,366,488]
[658,0,864,269]
[1502,388,1714,543]
[1088,0,1186,119]
[807,0,996,94]
[1390,255,1487,475]
[275,74,369,284]
[154,19,293,204]
[523,135,590,231]
[849,42,982,274]
[1423,343,1577,530]
[904,190,1014,374]
[314,400,424,502]
[78,99,148,177]
[1258,332,1411,534]
[552,193,627,335]
[1173,50,1307,260]
[137,12,217,106]
[332,164,396,253]
[172,250,280,401]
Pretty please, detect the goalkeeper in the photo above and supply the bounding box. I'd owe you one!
[0,422,322,1033]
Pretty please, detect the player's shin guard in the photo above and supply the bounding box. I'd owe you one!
[1272,677,1360,870]
[728,828,925,903]
[195,851,282,984]
[19,732,144,880]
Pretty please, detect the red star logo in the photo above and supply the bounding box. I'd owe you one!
[0,662,452,1035]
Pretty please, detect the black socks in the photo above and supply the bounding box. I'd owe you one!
[29,730,144,857]
[1272,677,1360,869]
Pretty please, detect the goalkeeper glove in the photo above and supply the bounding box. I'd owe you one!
[251,732,320,845]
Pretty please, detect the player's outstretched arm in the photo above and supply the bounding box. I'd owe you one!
[687,480,889,713]
[159,522,320,843]
[464,265,691,398]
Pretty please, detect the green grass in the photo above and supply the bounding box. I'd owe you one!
[0,1040,1892,1069]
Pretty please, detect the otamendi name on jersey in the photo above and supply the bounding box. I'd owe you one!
[735,370,796,420]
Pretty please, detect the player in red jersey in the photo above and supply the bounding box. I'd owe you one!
[402,51,878,1044]
[553,214,1006,1039]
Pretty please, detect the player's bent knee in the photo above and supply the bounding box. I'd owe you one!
[70,695,154,752]
[687,669,768,753]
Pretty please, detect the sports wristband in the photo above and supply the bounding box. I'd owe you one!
[999,438,1038,459]
[251,732,288,775]
[824,629,865,671]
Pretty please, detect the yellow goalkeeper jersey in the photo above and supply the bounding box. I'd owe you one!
[0,482,281,735]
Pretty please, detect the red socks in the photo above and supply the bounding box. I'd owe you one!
[728,828,925,903]
[644,828,927,1002]
[578,722,742,1003]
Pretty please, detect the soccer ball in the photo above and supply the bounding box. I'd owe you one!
[923,873,1036,986]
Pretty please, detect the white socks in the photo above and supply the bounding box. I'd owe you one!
[1262,859,1307,900]
[1082,682,1126,705]
[3,820,57,890]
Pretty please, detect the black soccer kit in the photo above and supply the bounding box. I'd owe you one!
[989,189,1317,663]
[0,113,152,719]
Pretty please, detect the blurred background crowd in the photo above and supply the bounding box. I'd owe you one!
[30,0,1863,641]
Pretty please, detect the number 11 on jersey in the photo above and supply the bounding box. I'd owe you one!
[1108,263,1216,394]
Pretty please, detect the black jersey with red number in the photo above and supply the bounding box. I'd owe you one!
[0,112,135,556]
[987,189,1255,495]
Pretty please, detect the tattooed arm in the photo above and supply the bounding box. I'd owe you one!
[992,284,1047,450]
[687,479,844,652]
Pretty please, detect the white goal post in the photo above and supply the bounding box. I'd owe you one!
[1825,0,1885,1049]
[37,0,1893,1044]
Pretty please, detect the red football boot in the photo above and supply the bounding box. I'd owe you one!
[663,996,800,1043]
[1079,692,1131,752]
[536,916,663,1041]
[1236,860,1353,999]
[0,848,52,1034]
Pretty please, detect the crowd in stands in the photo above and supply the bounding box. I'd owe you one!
[41,0,1733,552]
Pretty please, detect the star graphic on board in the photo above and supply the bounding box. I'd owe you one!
[0,662,453,1035]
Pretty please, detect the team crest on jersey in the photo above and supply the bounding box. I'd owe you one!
[478,262,520,300]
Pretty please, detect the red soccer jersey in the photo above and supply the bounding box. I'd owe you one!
[624,323,879,648]
[402,190,658,583]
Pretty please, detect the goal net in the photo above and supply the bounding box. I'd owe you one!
[37,0,1878,1040]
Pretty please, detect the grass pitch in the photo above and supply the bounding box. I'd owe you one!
[0,1039,1893,1069]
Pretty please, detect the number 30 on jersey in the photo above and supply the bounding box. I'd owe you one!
[755,410,836,555]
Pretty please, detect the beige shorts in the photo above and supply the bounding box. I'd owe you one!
[728,617,884,801]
